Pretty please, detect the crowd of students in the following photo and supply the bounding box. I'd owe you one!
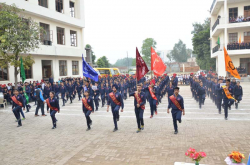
[189,72,243,120]
[227,42,250,50]
[229,16,250,23]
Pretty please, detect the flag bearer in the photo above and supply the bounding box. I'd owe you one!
[146,80,158,118]
[82,90,94,131]
[107,84,124,132]
[167,87,185,134]
[222,79,235,120]
[129,84,146,133]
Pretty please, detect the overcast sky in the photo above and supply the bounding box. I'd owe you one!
[84,0,212,64]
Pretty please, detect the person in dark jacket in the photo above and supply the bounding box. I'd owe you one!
[233,81,243,109]
[197,81,206,109]
[45,91,60,129]
[107,84,124,132]
[129,84,146,133]
[35,85,46,116]
[82,90,94,131]
[11,89,25,127]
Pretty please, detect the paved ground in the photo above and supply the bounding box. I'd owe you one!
[0,83,250,165]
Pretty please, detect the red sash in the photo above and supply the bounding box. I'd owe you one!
[169,95,183,111]
[82,98,92,111]
[149,86,157,100]
[134,92,145,110]
[46,99,59,111]
[109,92,121,106]
[11,96,23,107]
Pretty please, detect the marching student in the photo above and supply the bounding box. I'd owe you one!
[107,84,124,132]
[167,87,185,134]
[129,84,146,133]
[45,91,60,129]
[197,81,206,109]
[233,81,243,109]
[222,79,235,120]
[11,89,25,127]
[93,82,100,111]
[60,82,67,106]
[76,82,83,101]
[67,81,74,104]
[145,80,158,118]
[35,85,46,116]
[100,83,106,107]
[82,90,94,131]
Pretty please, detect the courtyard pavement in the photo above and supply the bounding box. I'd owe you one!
[0,83,250,165]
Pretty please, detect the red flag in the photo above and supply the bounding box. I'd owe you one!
[151,47,166,76]
[136,47,149,81]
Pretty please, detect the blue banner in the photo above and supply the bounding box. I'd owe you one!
[247,154,250,165]
[82,54,99,82]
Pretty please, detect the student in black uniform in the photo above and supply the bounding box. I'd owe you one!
[129,84,146,133]
[197,81,206,109]
[11,89,25,127]
[82,90,94,131]
[93,82,100,111]
[233,81,243,109]
[45,91,60,129]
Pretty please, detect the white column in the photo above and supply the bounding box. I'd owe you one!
[224,0,228,48]
[63,0,70,16]
[48,0,56,11]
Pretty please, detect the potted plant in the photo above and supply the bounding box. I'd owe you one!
[225,151,245,165]
[185,148,206,165]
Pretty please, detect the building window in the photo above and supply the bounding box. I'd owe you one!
[229,8,238,19]
[20,66,32,79]
[59,60,67,76]
[0,64,8,81]
[72,61,79,75]
[244,6,250,18]
[40,23,52,45]
[57,27,65,45]
[229,33,238,43]
[244,31,250,43]
[69,1,75,18]
[56,0,63,13]
[70,30,77,47]
[38,0,48,8]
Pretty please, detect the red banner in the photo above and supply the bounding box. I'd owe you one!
[151,47,166,76]
[136,47,149,81]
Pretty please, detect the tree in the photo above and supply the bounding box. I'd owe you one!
[96,56,110,68]
[85,44,96,64]
[192,18,215,70]
[170,40,189,63]
[0,3,41,87]
[141,38,157,65]
[96,58,105,68]
[114,57,135,67]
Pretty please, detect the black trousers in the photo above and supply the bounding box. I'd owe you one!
[135,108,144,129]
[35,101,45,115]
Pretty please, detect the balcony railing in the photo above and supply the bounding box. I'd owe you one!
[227,42,250,50]
[212,18,220,31]
[212,44,220,53]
